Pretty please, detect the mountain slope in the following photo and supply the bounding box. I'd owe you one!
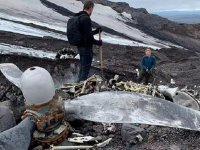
[155,10,200,24]
[92,0,200,52]
[0,0,180,49]
[0,0,200,51]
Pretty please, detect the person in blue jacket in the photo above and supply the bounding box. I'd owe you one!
[138,48,156,85]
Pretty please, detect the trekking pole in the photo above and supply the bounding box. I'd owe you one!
[99,31,104,76]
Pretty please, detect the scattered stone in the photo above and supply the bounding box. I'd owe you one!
[95,136,103,141]
[109,134,115,138]
[0,89,6,100]
[1,100,25,121]
[17,89,22,95]
[33,131,45,138]
[121,124,145,144]
[12,86,18,92]
[0,106,16,132]
[148,135,154,143]
[93,125,104,133]
[102,123,116,133]
[170,145,181,150]
[17,95,25,105]
[136,134,143,142]
[6,92,16,101]
[139,124,150,129]
[32,145,43,150]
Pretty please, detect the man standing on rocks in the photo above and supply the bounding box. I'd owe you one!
[138,48,156,85]
[74,0,103,82]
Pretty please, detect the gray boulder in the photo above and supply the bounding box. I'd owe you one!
[121,124,145,144]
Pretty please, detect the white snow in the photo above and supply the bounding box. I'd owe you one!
[0,43,57,59]
[48,0,177,48]
[0,0,181,49]
[0,19,68,40]
[0,18,160,49]
[0,12,67,32]
[121,12,132,20]
[0,0,67,31]
[98,33,161,49]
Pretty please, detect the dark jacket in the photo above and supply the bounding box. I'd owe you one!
[76,11,101,48]
[141,56,156,70]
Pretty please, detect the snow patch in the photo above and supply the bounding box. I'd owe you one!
[0,0,182,48]
[0,12,67,32]
[121,12,132,20]
[0,19,68,41]
[0,43,57,59]
[0,0,67,31]
[48,0,177,48]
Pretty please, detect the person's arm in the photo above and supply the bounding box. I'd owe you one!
[151,56,156,70]
[81,16,102,46]
[92,27,102,35]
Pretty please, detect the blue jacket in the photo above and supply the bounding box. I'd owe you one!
[141,56,156,70]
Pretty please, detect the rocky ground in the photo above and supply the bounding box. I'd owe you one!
[1,31,200,150]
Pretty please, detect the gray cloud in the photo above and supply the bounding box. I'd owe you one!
[110,0,200,12]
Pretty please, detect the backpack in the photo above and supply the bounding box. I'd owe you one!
[67,14,85,46]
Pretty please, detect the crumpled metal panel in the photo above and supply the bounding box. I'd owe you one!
[64,91,200,131]
[0,63,23,88]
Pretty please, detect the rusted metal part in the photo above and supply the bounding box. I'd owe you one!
[114,81,149,94]
[22,95,69,146]
[35,121,70,147]
[61,75,103,98]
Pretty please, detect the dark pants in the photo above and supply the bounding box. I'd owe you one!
[78,47,93,82]
[138,69,153,85]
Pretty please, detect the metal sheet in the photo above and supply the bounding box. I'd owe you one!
[0,117,35,150]
[0,63,23,88]
[64,91,200,131]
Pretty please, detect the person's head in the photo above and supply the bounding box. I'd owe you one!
[145,48,152,56]
[83,0,94,16]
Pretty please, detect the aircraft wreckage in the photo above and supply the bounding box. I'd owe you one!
[1,63,200,150]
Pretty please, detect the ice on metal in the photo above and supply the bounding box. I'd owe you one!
[0,63,23,88]
[0,63,55,104]
[21,66,55,104]
[64,91,200,131]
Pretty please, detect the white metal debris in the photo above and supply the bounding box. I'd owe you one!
[96,138,112,147]
[50,145,93,150]
[68,136,95,144]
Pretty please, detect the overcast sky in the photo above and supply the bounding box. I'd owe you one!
[110,0,200,12]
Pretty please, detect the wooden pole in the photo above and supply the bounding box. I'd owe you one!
[99,31,103,76]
